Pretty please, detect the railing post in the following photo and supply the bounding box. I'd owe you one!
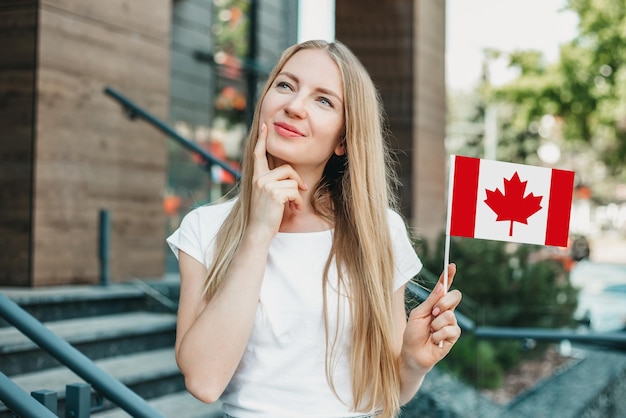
[0,372,58,418]
[31,390,58,414]
[65,383,91,418]
[99,209,110,286]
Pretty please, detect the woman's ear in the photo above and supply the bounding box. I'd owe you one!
[334,141,346,156]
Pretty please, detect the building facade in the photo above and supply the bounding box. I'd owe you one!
[0,0,171,287]
[0,0,445,286]
[0,0,299,286]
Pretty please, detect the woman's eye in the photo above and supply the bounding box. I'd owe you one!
[319,97,333,107]
[276,81,291,90]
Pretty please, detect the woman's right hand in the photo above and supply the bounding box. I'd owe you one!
[249,123,307,238]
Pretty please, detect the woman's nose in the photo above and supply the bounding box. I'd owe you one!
[284,94,307,118]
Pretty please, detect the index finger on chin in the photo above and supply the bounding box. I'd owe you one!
[253,123,270,176]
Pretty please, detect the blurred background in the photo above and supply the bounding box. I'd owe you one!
[1,0,625,417]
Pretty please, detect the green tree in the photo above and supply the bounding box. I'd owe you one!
[566,0,626,170]
[479,0,626,202]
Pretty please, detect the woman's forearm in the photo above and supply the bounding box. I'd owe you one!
[175,230,272,402]
[398,354,430,405]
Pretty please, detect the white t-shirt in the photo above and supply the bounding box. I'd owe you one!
[167,200,422,418]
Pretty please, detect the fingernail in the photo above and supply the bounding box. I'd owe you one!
[432,306,440,316]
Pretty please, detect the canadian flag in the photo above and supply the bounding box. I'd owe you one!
[446,155,575,247]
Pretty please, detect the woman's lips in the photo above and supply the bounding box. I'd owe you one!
[274,122,304,138]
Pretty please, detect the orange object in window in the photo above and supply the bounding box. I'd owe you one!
[163,195,182,216]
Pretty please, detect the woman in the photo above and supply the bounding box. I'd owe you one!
[167,39,462,418]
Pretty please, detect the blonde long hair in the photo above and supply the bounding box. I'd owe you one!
[203,40,402,417]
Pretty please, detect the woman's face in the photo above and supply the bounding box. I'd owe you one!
[259,48,345,174]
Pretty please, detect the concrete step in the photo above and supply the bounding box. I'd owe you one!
[0,348,184,418]
[0,312,177,376]
[0,283,159,327]
[0,277,186,417]
[94,392,222,418]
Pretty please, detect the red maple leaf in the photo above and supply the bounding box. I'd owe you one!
[484,172,543,236]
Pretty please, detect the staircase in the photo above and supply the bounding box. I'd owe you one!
[0,277,222,418]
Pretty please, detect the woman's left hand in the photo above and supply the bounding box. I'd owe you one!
[401,263,462,374]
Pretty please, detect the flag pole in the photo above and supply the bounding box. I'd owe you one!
[439,233,451,345]
[443,232,450,291]
[440,155,455,348]
[444,155,455,292]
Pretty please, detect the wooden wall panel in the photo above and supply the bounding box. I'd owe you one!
[0,3,38,286]
[42,0,169,40]
[413,0,447,243]
[31,0,170,285]
[335,0,416,218]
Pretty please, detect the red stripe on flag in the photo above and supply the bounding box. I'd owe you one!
[450,156,480,238]
[545,169,575,246]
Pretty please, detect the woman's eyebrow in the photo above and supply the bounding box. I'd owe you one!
[317,87,343,104]
[277,71,343,104]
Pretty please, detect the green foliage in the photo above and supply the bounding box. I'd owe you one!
[455,0,626,202]
[437,335,500,389]
[416,234,579,388]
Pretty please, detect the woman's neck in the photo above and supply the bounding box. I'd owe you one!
[279,187,332,233]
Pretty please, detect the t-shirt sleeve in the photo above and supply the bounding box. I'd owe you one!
[166,209,206,264]
[388,210,423,291]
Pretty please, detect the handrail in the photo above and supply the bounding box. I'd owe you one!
[103,86,242,180]
[0,372,58,418]
[475,326,626,348]
[405,279,626,350]
[0,292,165,418]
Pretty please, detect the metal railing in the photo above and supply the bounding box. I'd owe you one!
[474,326,626,349]
[406,276,626,350]
[103,86,241,180]
[0,372,57,418]
[0,292,165,418]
